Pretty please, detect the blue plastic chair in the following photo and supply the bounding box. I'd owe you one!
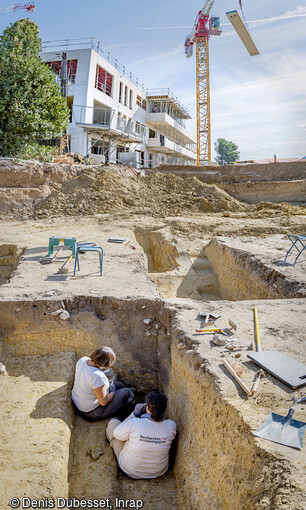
[284,235,306,265]
[74,245,103,276]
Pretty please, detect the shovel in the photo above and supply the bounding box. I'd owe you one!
[254,395,306,449]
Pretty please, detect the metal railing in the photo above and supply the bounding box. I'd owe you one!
[146,88,191,120]
[73,105,113,126]
[116,117,146,139]
[72,105,146,140]
[41,37,147,93]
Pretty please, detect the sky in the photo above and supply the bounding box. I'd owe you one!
[0,0,306,161]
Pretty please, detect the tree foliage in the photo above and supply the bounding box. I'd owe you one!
[214,138,240,165]
[0,19,69,157]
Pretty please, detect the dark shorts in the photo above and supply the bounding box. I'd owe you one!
[73,381,135,422]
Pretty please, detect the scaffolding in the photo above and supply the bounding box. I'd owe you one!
[146,88,191,126]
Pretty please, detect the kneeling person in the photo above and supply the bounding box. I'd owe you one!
[71,346,135,422]
[106,391,176,479]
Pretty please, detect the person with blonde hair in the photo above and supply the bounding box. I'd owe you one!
[72,346,135,422]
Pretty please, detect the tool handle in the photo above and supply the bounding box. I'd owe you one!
[253,306,261,352]
[284,396,306,426]
[223,359,252,396]
[251,373,261,395]
[62,254,73,268]
[52,247,62,261]
[196,328,221,333]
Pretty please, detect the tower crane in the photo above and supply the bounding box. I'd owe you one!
[184,0,221,166]
[0,3,35,14]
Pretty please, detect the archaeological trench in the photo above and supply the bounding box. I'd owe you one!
[0,159,306,510]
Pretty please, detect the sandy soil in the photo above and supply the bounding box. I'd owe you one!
[0,161,306,509]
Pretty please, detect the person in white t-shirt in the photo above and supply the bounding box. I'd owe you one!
[106,391,176,479]
[71,346,135,422]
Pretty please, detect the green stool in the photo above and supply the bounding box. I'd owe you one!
[47,236,77,259]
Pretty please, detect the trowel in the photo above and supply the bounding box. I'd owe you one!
[254,395,306,449]
[198,313,221,327]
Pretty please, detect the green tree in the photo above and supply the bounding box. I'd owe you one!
[0,19,69,157]
[214,138,240,165]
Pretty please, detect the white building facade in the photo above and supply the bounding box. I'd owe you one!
[40,39,196,168]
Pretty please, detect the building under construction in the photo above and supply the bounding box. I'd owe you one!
[40,38,196,168]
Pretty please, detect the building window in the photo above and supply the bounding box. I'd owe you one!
[67,96,74,122]
[148,153,153,169]
[45,59,78,83]
[124,86,128,106]
[95,65,113,97]
[119,82,123,103]
[149,129,156,138]
[129,90,133,109]
[136,95,147,110]
[135,122,145,137]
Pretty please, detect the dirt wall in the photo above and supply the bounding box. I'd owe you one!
[0,352,75,506]
[167,329,300,510]
[219,180,306,204]
[0,158,81,188]
[0,244,24,285]
[0,297,173,392]
[156,161,306,183]
[204,238,306,301]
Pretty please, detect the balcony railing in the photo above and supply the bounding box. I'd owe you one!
[147,134,196,154]
[72,105,145,140]
[41,37,147,93]
[146,88,191,126]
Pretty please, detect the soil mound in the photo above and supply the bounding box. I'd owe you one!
[0,161,304,219]
[32,169,247,218]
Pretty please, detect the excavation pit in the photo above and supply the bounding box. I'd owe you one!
[0,203,305,509]
[0,297,305,509]
[135,229,306,301]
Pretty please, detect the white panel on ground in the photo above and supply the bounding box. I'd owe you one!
[226,10,259,56]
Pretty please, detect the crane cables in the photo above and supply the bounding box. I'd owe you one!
[238,0,250,32]
[0,3,35,14]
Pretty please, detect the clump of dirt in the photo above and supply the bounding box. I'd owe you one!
[252,201,304,217]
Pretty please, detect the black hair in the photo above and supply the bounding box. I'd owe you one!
[146,391,167,422]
